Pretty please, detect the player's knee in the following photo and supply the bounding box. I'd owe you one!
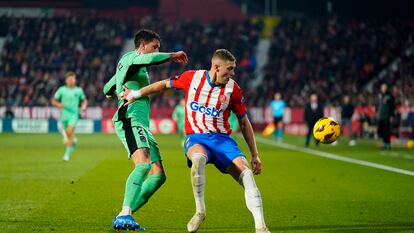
[66,131,74,137]
[191,153,207,169]
[191,153,207,185]
[131,148,151,164]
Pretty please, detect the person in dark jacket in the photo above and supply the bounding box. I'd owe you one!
[5,106,14,119]
[304,94,324,147]
[341,95,356,146]
[377,83,395,149]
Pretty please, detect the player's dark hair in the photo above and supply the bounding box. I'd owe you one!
[212,49,236,62]
[134,29,161,48]
[65,71,76,79]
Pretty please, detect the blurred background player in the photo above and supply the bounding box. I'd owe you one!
[377,83,395,150]
[172,98,186,146]
[304,94,323,147]
[229,111,240,135]
[51,72,87,161]
[121,49,270,233]
[103,29,188,231]
[270,92,285,142]
[339,95,356,146]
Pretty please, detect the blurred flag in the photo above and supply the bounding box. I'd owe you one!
[262,123,275,136]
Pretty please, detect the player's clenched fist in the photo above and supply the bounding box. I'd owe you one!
[171,51,188,64]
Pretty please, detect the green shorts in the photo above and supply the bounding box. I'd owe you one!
[114,120,162,162]
[61,116,79,130]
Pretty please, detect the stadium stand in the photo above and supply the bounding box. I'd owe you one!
[260,17,414,108]
[0,12,413,138]
[0,14,261,108]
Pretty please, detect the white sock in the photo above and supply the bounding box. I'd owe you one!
[239,169,266,229]
[190,153,207,214]
[118,206,132,216]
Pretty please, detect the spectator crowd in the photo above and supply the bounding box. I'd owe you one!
[0,14,413,113]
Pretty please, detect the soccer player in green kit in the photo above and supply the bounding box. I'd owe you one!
[52,72,87,161]
[103,29,188,231]
[172,98,186,146]
[229,111,239,134]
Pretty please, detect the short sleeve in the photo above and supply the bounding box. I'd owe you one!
[231,83,247,119]
[79,88,86,100]
[54,87,62,101]
[170,70,195,92]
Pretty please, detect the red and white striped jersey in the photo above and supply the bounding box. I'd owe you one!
[170,70,247,135]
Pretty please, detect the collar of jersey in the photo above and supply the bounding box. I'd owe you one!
[205,71,217,88]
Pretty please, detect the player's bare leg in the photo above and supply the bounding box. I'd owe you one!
[228,157,270,233]
[58,122,68,144]
[63,125,75,161]
[186,144,208,232]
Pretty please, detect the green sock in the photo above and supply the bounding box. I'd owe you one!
[64,146,75,156]
[132,173,167,212]
[122,163,151,207]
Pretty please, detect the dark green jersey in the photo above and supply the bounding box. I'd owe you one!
[54,86,85,120]
[103,51,170,128]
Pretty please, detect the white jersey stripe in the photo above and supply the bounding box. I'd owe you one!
[186,70,204,133]
[201,86,215,132]
[195,77,212,132]
[206,85,221,132]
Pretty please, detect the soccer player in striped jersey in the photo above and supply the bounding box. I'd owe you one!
[103,29,188,231]
[122,49,270,233]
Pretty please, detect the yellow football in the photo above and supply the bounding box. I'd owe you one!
[407,140,414,149]
[313,117,341,144]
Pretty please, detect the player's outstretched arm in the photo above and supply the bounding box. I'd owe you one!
[116,52,188,93]
[238,116,263,175]
[133,51,188,66]
[121,79,171,106]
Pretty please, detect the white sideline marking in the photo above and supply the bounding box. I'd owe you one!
[255,136,414,177]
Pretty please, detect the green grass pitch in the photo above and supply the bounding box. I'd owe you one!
[1,133,414,232]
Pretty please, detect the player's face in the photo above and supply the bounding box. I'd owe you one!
[65,75,76,87]
[343,96,350,103]
[141,39,160,53]
[310,94,318,103]
[380,84,387,93]
[216,60,236,85]
[275,93,281,100]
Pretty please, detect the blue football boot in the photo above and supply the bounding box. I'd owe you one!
[112,215,145,231]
